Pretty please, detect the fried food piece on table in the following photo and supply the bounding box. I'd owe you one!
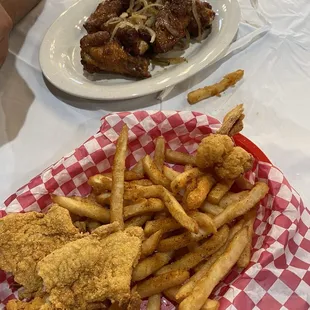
[0,205,81,295]
[37,227,144,310]
[84,0,130,33]
[80,32,150,78]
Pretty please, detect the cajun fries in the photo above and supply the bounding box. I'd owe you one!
[48,106,269,310]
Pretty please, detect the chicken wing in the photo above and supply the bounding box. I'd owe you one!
[0,205,82,295]
[80,31,150,78]
[37,227,144,310]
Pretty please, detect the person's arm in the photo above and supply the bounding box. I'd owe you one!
[0,3,12,66]
[0,0,41,24]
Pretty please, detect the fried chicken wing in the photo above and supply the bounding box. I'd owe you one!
[0,205,81,295]
[81,32,150,78]
[214,146,254,179]
[37,227,144,310]
[196,134,234,169]
[84,0,130,33]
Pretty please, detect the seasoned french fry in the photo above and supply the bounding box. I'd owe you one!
[102,170,144,181]
[110,125,128,228]
[136,270,190,298]
[124,215,152,228]
[88,175,112,193]
[162,188,199,233]
[188,211,217,233]
[165,149,196,166]
[202,299,220,310]
[141,230,163,258]
[177,219,245,300]
[131,158,145,175]
[237,207,256,268]
[154,137,165,172]
[186,174,216,209]
[124,198,164,220]
[154,211,169,220]
[145,217,181,237]
[51,195,110,223]
[235,175,254,190]
[207,180,234,205]
[219,190,249,208]
[187,70,244,104]
[157,229,208,252]
[200,201,224,216]
[129,179,154,186]
[96,192,111,206]
[163,166,180,181]
[214,182,269,228]
[171,168,203,194]
[156,225,229,275]
[147,294,161,310]
[179,227,249,310]
[124,185,163,200]
[132,252,173,281]
[142,155,171,189]
[163,286,181,302]
[217,104,244,135]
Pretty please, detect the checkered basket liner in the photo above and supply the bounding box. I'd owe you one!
[1,111,309,310]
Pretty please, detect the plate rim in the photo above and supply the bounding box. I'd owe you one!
[39,0,241,101]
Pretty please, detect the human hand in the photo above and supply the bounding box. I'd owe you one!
[0,4,12,66]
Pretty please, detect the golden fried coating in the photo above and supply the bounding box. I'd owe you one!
[6,297,51,310]
[196,134,234,169]
[214,146,254,179]
[0,205,81,294]
[37,227,143,310]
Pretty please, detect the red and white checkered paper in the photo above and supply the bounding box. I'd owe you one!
[1,111,310,310]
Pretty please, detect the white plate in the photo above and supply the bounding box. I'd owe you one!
[39,0,240,100]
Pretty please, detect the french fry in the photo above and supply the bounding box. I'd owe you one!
[187,70,244,104]
[124,185,163,200]
[154,136,165,172]
[144,217,181,237]
[214,182,269,228]
[88,175,112,193]
[131,158,145,175]
[179,227,249,310]
[110,125,128,228]
[124,198,164,220]
[102,170,144,181]
[136,270,190,298]
[177,219,245,300]
[217,104,244,135]
[154,211,169,220]
[188,211,217,233]
[143,155,171,189]
[207,180,234,205]
[132,252,173,281]
[202,299,220,310]
[237,207,256,268]
[129,179,154,186]
[235,175,254,190]
[186,174,216,209]
[165,149,196,166]
[96,192,111,206]
[124,215,152,228]
[219,190,249,208]
[141,230,163,258]
[156,225,229,275]
[163,286,181,302]
[162,188,199,233]
[163,166,180,181]
[157,229,208,252]
[171,168,203,194]
[147,294,161,310]
[51,195,110,223]
[200,201,224,216]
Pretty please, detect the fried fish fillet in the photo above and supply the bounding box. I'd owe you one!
[0,205,82,295]
[37,227,144,310]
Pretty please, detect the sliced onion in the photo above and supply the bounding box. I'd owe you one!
[192,0,202,40]
[127,0,135,13]
[139,25,156,43]
[104,17,123,26]
[161,18,179,37]
[110,21,136,41]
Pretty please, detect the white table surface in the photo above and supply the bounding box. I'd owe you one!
[0,0,309,208]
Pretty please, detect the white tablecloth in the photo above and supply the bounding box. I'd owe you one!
[0,0,309,208]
